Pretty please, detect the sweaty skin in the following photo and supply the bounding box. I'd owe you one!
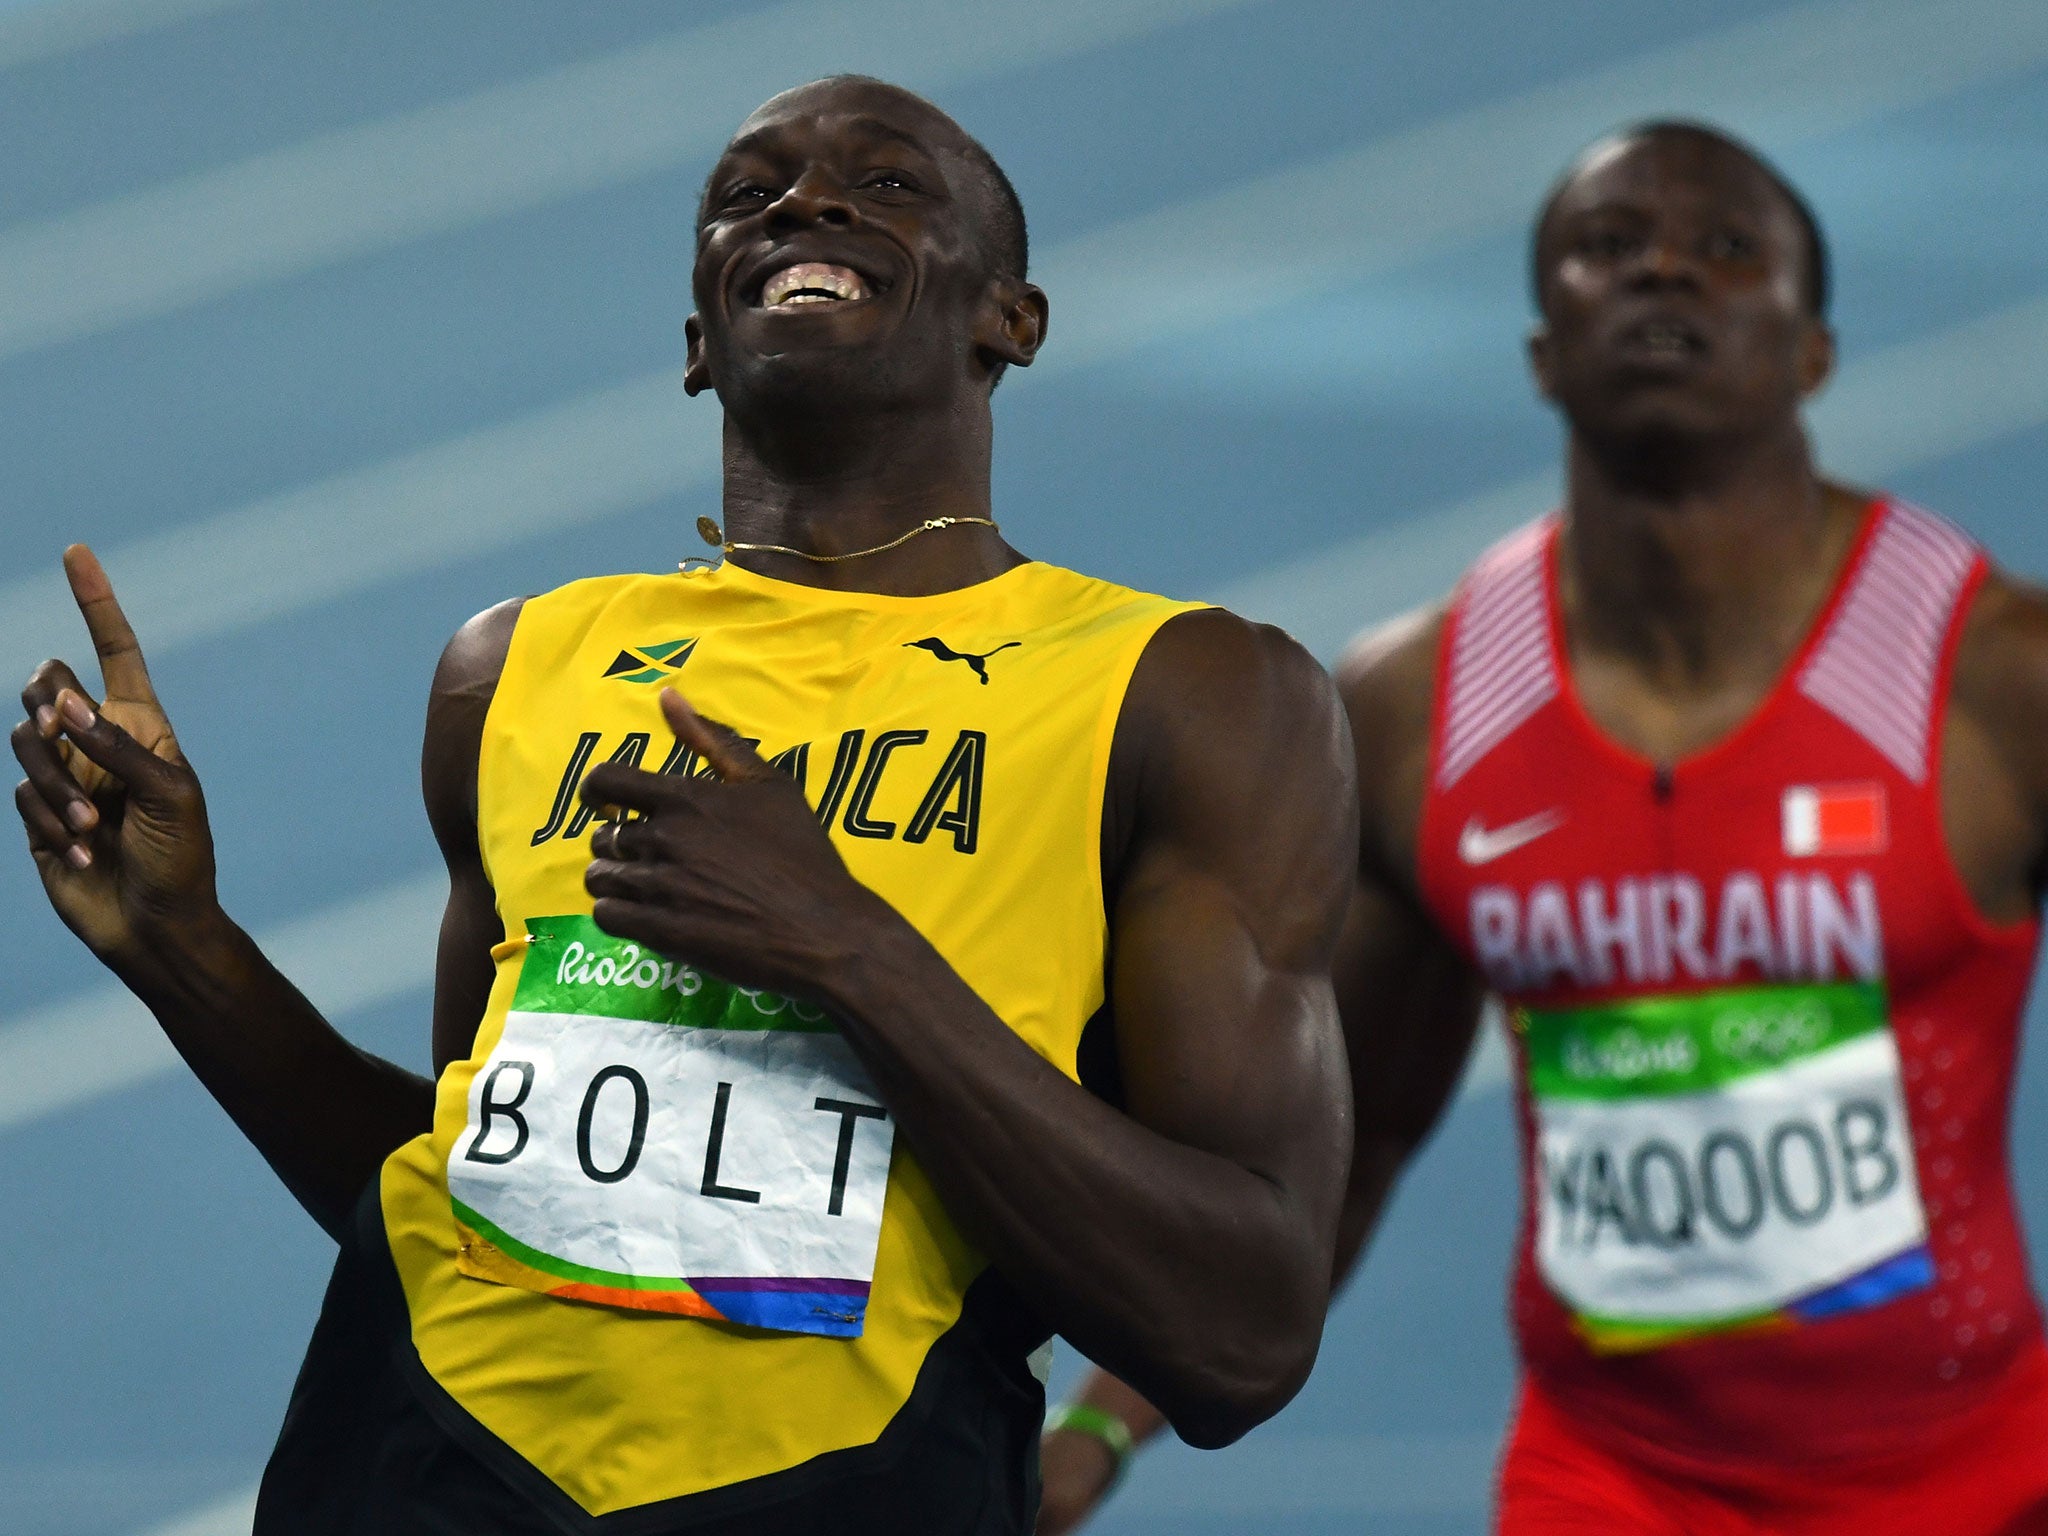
[1035,124,2048,1531]
[13,77,1355,1453]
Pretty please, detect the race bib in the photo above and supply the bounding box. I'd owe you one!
[447,916,896,1338]
[1526,981,1932,1353]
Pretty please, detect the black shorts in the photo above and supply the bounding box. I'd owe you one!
[255,1187,1049,1535]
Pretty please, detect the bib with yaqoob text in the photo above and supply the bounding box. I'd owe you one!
[1528,980,1933,1352]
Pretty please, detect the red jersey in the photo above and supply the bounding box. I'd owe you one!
[1416,499,2047,1473]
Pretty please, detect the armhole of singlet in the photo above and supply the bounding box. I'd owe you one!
[1414,577,1470,900]
[1421,590,1459,794]
[1083,600,1211,934]
[1924,557,2038,945]
[470,589,552,906]
[1081,598,1212,1098]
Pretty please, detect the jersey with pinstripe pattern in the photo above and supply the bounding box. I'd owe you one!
[1417,499,2048,1473]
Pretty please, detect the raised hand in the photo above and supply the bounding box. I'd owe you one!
[582,689,892,1002]
[12,545,218,974]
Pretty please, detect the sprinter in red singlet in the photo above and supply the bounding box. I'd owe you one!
[1038,123,2048,1535]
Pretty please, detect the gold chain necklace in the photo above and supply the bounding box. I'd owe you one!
[684,514,999,568]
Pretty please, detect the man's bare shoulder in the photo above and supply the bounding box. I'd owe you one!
[1116,605,1354,821]
[1112,606,1357,958]
[1332,603,1447,753]
[1954,567,2048,808]
[1127,605,1346,742]
[432,597,527,709]
[1330,604,1448,877]
[423,597,527,841]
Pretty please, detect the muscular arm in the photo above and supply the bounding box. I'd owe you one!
[426,600,522,1074]
[12,551,518,1239]
[112,903,437,1242]
[1945,570,2048,922]
[1037,608,1485,1531]
[1329,880,1486,1282]
[1328,607,1487,1284]
[164,603,520,1232]
[585,609,1356,1446]
[841,612,1356,1442]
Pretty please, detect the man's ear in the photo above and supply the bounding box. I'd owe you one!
[1527,325,1559,402]
[684,314,712,397]
[1796,318,1836,400]
[975,279,1049,374]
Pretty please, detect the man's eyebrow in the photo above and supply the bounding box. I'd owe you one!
[841,115,942,157]
[715,126,777,166]
[717,115,944,165]
[1563,189,1774,226]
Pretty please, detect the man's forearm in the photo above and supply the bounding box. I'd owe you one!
[122,908,434,1238]
[1058,1368,1170,1449]
[1049,1140,1413,1467]
[1036,1367,1171,1532]
[821,917,1330,1447]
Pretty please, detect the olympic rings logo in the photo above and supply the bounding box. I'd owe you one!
[1711,1003,1830,1063]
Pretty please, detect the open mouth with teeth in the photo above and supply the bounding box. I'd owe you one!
[756,262,873,309]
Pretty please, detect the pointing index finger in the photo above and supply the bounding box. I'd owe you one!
[63,544,158,704]
[660,689,769,782]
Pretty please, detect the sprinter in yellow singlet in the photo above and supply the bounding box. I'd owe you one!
[13,78,1356,1534]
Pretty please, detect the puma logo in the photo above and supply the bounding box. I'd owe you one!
[905,637,1020,685]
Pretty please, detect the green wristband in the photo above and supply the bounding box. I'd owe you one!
[1044,1403,1136,1485]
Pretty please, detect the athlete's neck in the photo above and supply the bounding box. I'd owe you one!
[712,400,1024,597]
[1558,424,1863,699]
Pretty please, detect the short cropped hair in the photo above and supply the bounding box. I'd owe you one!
[1531,120,1829,318]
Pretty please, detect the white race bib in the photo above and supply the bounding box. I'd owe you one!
[447,917,895,1338]
[1525,982,1932,1352]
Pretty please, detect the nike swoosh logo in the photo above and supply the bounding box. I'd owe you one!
[1458,809,1567,866]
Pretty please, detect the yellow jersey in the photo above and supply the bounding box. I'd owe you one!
[375,556,1201,1519]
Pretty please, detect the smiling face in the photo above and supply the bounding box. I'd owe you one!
[685,79,1040,421]
[1529,128,1833,452]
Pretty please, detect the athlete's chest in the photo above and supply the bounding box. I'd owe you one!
[485,604,1096,897]
[1417,512,2046,1362]
[472,572,1207,991]
[1420,703,1961,1002]
[1417,504,1992,1006]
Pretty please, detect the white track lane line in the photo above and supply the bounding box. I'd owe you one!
[0,871,444,1132]
[11,278,2048,1130]
[0,0,1264,362]
[5,0,2041,671]
[133,1482,258,1536]
[1036,0,2048,376]
[0,0,254,73]
[3,0,2042,369]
